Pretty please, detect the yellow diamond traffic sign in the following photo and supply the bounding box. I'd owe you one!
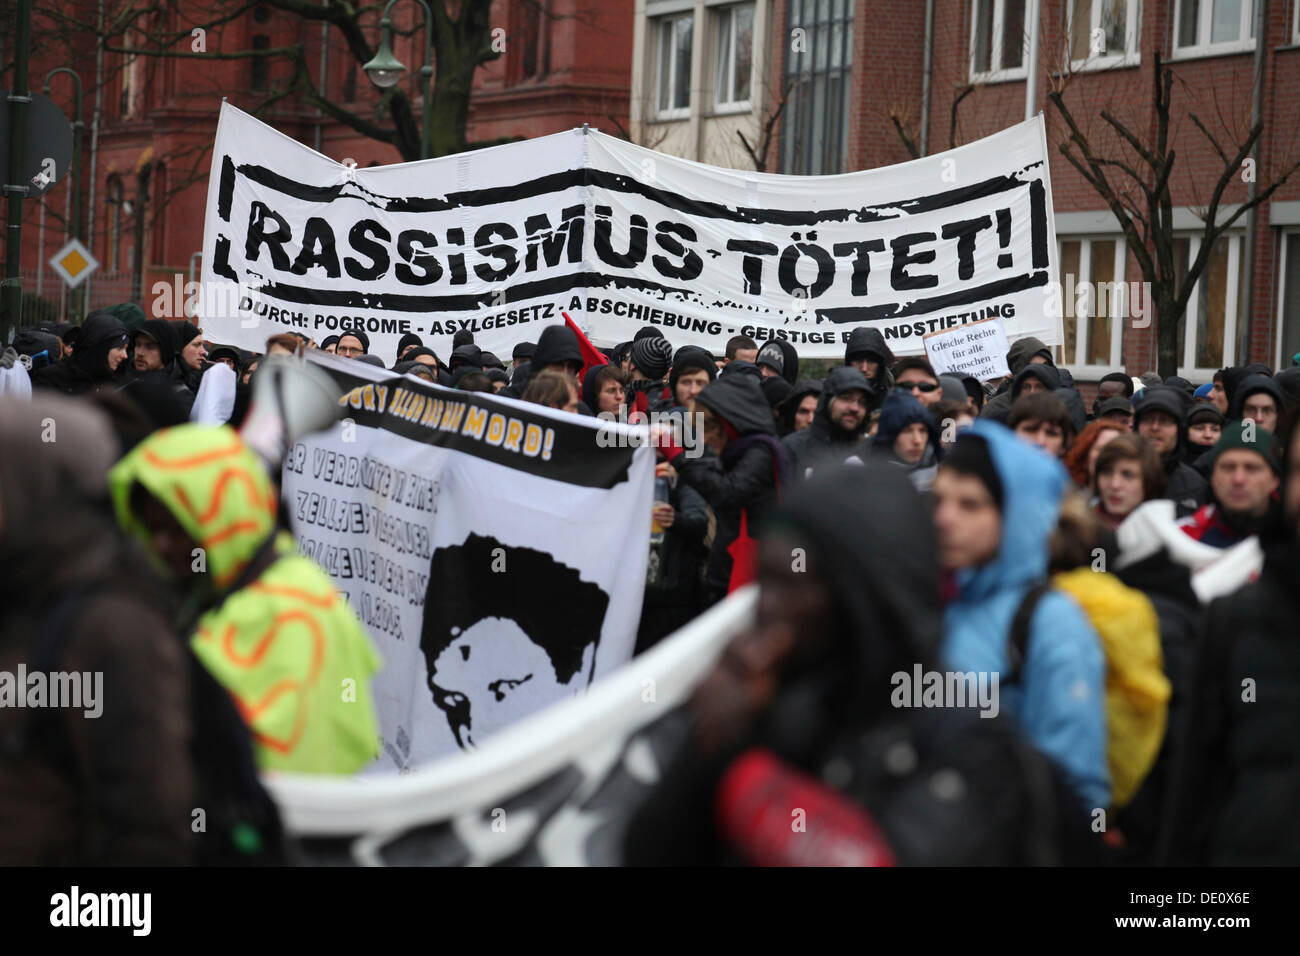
[49,238,99,289]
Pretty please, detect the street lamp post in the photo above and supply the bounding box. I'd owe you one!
[362,0,435,160]
[44,67,84,319]
[2,0,34,343]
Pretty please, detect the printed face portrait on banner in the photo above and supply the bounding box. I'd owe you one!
[420,532,610,747]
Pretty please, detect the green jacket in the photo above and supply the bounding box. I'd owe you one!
[110,425,381,774]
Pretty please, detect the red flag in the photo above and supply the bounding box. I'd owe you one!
[562,311,609,383]
[726,509,758,594]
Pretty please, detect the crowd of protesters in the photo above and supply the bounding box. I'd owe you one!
[3,302,1300,867]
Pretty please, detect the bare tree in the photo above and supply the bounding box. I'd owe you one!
[735,77,792,173]
[1048,51,1300,376]
[29,1,599,163]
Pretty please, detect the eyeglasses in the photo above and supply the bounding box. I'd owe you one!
[896,380,938,393]
[336,345,365,357]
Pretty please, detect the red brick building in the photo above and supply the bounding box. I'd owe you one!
[632,0,1300,381]
[13,0,632,323]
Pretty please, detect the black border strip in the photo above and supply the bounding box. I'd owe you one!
[220,158,1042,228]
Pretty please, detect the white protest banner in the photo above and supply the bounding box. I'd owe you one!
[923,315,1011,381]
[266,587,754,865]
[200,103,1061,361]
[280,351,654,768]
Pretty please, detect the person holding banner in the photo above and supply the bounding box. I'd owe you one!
[624,464,1101,866]
[108,425,382,775]
[662,375,789,605]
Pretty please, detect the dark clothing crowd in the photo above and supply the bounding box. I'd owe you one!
[3,309,1300,867]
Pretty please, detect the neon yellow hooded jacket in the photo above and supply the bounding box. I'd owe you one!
[110,425,380,774]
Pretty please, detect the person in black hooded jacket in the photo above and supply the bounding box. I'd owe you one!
[501,325,581,399]
[31,311,129,396]
[172,320,206,393]
[980,335,1056,422]
[449,343,483,373]
[777,378,822,436]
[662,374,789,606]
[1134,386,1209,517]
[782,366,871,481]
[1162,410,1300,865]
[844,326,894,397]
[120,319,195,422]
[623,464,1102,866]
[1227,372,1284,435]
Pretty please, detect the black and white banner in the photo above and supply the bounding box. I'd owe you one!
[266,588,753,865]
[280,352,653,768]
[201,104,1062,360]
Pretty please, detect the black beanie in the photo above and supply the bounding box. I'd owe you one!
[396,332,423,361]
[630,335,673,380]
[175,320,202,350]
[943,433,1004,513]
[668,345,717,396]
[1187,404,1225,428]
[633,327,664,341]
[453,329,475,348]
[338,328,370,353]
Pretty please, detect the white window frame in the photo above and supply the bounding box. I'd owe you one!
[712,3,755,113]
[1055,235,1128,377]
[970,0,1029,83]
[1170,0,1256,61]
[1274,228,1297,371]
[654,12,695,120]
[1067,0,1142,72]
[1293,0,1300,43]
[1176,231,1242,379]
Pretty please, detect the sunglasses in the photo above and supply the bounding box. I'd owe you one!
[896,381,939,393]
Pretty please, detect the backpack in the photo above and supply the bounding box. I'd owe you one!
[1003,574,1170,810]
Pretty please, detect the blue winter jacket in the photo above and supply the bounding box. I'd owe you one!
[940,420,1110,811]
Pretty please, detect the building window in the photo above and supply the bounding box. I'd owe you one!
[655,13,694,118]
[1275,231,1300,369]
[714,3,755,110]
[1174,232,1245,374]
[1068,0,1140,69]
[1056,236,1127,371]
[121,50,142,117]
[970,0,1027,81]
[1172,0,1255,58]
[251,35,270,91]
[781,0,853,175]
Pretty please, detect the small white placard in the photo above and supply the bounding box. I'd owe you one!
[923,316,1011,382]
